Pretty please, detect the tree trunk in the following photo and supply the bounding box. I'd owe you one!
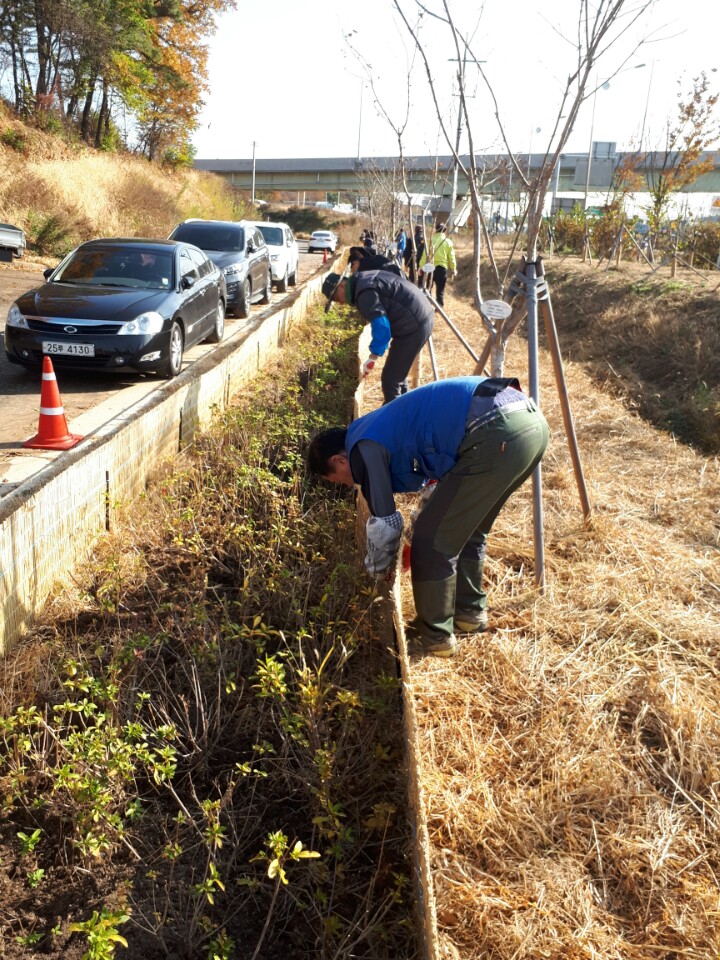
[490,334,505,377]
[80,80,95,141]
[34,12,51,107]
[94,80,108,147]
[10,35,21,112]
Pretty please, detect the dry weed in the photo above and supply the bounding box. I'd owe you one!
[363,263,720,959]
[0,118,246,248]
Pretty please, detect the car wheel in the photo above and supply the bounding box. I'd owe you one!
[206,298,225,343]
[289,262,298,286]
[260,270,272,304]
[160,321,184,378]
[236,279,251,319]
[277,269,288,293]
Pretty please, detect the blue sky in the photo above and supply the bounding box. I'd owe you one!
[193,0,719,161]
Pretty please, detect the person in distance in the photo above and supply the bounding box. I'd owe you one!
[322,268,433,404]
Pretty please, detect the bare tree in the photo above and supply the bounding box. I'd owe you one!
[394,0,659,375]
[354,159,404,246]
[346,27,420,266]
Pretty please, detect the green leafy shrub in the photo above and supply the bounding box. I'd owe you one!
[1,126,27,152]
[28,213,75,256]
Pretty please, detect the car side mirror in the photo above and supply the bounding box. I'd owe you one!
[181,274,196,289]
[43,268,53,279]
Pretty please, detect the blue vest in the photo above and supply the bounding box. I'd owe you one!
[346,377,484,492]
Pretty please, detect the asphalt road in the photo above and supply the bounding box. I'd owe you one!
[0,242,325,468]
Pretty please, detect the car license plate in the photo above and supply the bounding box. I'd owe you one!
[42,341,95,357]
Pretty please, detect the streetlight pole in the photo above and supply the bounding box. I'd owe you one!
[639,60,655,151]
[584,65,645,211]
[583,82,604,211]
[251,140,257,205]
[551,154,563,214]
[527,126,541,179]
[356,82,363,163]
[504,164,512,231]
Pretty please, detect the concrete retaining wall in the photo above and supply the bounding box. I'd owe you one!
[0,274,326,654]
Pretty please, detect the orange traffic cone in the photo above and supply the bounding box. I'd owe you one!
[24,356,84,450]
[323,248,328,264]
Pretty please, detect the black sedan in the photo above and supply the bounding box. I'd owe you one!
[4,238,227,378]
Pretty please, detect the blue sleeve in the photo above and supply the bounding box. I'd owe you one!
[369,315,392,356]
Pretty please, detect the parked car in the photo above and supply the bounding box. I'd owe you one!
[0,222,26,259]
[307,230,338,254]
[248,221,299,292]
[4,238,226,378]
[168,219,271,318]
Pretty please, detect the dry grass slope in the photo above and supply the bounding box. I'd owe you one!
[0,104,244,252]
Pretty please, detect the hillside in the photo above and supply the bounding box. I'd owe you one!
[0,105,245,256]
[457,244,720,454]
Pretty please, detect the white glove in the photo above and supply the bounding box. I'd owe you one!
[362,355,377,378]
[364,512,404,575]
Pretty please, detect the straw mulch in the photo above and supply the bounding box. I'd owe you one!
[360,263,720,959]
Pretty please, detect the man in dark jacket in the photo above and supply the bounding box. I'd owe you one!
[347,246,403,277]
[307,376,549,657]
[323,269,434,404]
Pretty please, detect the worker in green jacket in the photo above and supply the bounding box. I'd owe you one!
[418,222,456,306]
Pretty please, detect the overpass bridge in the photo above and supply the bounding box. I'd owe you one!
[195,149,720,205]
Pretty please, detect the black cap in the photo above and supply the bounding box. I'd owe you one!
[322,272,343,312]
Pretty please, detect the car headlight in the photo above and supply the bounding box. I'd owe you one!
[270,254,279,261]
[117,311,164,336]
[7,303,28,328]
[223,262,245,277]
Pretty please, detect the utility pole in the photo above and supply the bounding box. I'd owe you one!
[450,59,465,216]
[447,54,483,224]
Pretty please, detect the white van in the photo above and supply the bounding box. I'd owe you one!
[248,221,299,292]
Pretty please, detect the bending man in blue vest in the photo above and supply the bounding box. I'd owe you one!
[307,376,549,657]
[322,269,434,404]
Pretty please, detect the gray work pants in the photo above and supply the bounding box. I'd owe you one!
[380,313,434,404]
[410,401,549,641]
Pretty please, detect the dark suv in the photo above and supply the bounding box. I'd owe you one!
[168,220,271,318]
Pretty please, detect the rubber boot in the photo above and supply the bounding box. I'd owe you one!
[454,558,488,634]
[410,578,457,657]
